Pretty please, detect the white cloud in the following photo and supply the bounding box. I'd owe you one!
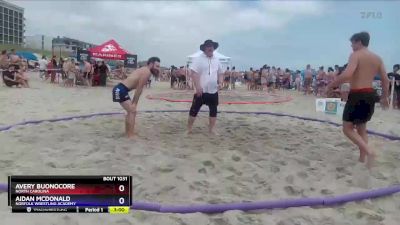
[10,0,325,66]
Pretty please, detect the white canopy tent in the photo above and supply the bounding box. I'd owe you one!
[186,50,231,71]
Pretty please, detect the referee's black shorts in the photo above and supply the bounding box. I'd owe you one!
[189,92,219,117]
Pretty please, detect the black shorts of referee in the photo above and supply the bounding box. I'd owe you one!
[189,92,218,118]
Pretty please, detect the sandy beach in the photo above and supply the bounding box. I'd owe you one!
[1,72,400,225]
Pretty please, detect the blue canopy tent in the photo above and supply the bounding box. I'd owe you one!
[16,51,38,61]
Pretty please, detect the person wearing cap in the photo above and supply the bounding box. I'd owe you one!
[187,39,224,135]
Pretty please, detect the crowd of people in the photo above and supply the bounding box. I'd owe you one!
[162,60,400,109]
[38,56,121,87]
[2,50,399,110]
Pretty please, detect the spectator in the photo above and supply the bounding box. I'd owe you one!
[98,61,109,86]
[38,56,48,79]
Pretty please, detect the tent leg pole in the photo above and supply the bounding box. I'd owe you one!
[389,77,395,110]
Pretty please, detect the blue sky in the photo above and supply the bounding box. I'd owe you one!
[14,0,400,71]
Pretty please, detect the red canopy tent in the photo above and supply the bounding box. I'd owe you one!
[88,39,129,60]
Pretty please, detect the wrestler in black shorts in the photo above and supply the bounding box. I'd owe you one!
[189,92,218,118]
[83,72,91,80]
[342,88,379,124]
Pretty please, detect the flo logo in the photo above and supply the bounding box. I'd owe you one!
[127,57,135,64]
[360,11,382,19]
[101,44,117,52]
[80,54,88,61]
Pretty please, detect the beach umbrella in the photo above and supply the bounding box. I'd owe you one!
[16,51,38,61]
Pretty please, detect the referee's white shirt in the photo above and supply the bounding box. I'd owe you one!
[190,52,223,94]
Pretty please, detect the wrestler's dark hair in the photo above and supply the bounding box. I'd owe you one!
[232,66,235,70]
[319,66,324,70]
[227,67,230,70]
[393,64,400,70]
[350,31,370,47]
[328,67,334,72]
[147,57,160,65]
[250,67,253,70]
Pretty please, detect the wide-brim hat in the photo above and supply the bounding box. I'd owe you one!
[200,39,219,51]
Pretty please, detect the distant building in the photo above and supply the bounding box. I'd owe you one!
[0,0,25,45]
[25,34,53,51]
[52,36,97,55]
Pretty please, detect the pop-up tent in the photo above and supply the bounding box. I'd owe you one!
[187,50,231,70]
[88,39,129,60]
[81,39,137,68]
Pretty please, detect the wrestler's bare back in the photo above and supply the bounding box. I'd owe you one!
[121,66,151,91]
[350,49,384,89]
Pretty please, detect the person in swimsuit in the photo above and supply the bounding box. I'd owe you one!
[315,66,326,96]
[112,57,160,138]
[304,64,313,95]
[244,68,253,91]
[327,31,390,169]
[223,67,230,89]
[231,66,237,90]
[83,60,93,86]
[295,70,301,92]
[171,66,179,89]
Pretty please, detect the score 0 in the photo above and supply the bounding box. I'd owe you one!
[118,184,126,205]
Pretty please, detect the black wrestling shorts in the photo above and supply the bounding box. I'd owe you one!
[189,92,219,117]
[112,83,131,103]
[84,72,91,79]
[343,88,379,124]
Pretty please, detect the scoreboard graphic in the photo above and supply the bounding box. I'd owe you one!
[8,176,132,213]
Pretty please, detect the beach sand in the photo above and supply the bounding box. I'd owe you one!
[0,72,399,225]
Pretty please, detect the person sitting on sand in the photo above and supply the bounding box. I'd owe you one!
[16,60,30,88]
[112,57,160,138]
[2,65,28,88]
[327,31,390,169]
